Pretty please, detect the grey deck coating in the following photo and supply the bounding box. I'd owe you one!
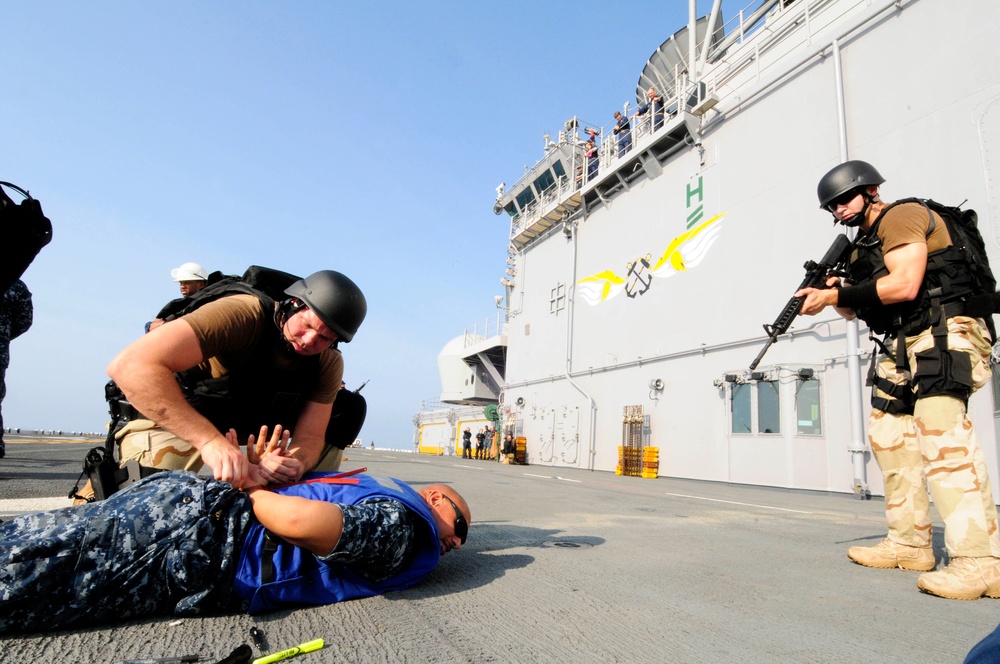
[0,438,996,663]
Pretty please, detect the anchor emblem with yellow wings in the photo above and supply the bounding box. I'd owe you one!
[577,212,726,306]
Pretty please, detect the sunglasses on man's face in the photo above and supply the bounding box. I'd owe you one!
[444,495,468,544]
[825,188,861,212]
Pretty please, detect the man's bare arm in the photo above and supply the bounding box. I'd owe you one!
[285,400,334,473]
[246,487,344,556]
[106,319,250,484]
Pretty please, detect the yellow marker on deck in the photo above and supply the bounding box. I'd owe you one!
[251,639,324,664]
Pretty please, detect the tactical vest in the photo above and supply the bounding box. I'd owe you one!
[847,202,977,336]
[233,474,441,614]
[174,288,322,437]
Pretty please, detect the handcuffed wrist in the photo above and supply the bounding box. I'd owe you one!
[836,282,880,309]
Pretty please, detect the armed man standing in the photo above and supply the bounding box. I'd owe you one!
[796,160,1000,600]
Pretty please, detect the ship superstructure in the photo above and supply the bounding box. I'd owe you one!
[417,0,1000,499]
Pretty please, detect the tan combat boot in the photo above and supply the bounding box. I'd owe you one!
[847,537,936,571]
[916,556,1000,600]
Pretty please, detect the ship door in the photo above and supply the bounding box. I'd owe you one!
[558,405,581,465]
[537,407,556,462]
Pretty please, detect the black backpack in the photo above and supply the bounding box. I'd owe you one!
[895,198,999,336]
[0,182,52,294]
[158,265,302,322]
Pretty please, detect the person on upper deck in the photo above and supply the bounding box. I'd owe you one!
[632,87,666,132]
[613,111,632,158]
[796,159,1000,601]
[584,138,599,183]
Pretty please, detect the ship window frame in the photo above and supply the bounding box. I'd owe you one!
[515,187,535,211]
[550,282,566,315]
[728,380,783,436]
[532,169,556,195]
[795,378,823,436]
[730,383,752,435]
[757,379,780,435]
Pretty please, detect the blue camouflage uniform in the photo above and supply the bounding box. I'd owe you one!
[0,470,436,634]
[235,473,438,614]
[0,279,32,451]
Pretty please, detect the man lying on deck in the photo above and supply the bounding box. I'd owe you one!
[0,425,470,633]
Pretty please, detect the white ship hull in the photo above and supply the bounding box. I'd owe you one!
[420,0,1000,500]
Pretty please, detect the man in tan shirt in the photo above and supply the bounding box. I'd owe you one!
[107,269,367,489]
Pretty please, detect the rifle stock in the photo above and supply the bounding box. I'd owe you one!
[749,234,852,370]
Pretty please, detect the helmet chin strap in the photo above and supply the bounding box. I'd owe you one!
[838,190,873,228]
[275,298,308,356]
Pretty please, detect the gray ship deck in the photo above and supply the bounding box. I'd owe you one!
[0,438,995,662]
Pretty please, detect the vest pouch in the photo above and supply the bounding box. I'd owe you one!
[85,447,120,501]
[913,346,974,402]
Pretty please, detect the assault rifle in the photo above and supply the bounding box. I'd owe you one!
[749,234,853,370]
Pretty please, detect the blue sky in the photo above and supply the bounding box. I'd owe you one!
[2,1,714,447]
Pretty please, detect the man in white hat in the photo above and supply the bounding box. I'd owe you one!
[146,262,209,332]
[171,262,209,297]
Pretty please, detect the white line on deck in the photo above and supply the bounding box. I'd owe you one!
[663,492,814,514]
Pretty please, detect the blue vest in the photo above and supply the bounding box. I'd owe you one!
[234,474,441,614]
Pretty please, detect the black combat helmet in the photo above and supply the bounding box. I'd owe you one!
[284,270,367,343]
[816,160,885,209]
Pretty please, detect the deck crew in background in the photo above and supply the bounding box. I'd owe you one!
[462,427,472,459]
[146,261,209,333]
[106,269,367,490]
[796,160,1000,600]
[0,280,32,459]
[475,428,486,460]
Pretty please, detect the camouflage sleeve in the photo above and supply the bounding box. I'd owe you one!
[0,280,33,341]
[320,498,416,582]
[8,281,33,340]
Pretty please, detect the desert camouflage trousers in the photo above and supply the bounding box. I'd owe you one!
[0,472,250,634]
[870,316,1000,557]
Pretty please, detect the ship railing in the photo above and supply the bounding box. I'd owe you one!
[463,312,508,349]
[701,0,844,109]
[506,0,814,247]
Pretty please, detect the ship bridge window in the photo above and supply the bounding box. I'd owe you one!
[502,201,518,218]
[532,169,556,195]
[515,187,535,211]
[552,160,566,178]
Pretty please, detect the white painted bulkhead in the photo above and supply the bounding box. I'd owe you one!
[498,0,1000,499]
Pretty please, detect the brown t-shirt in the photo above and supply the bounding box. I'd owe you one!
[877,201,951,254]
[182,294,343,404]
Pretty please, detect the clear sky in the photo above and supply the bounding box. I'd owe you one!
[2,1,729,448]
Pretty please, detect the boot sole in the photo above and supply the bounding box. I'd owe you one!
[847,553,935,572]
[916,578,1000,600]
